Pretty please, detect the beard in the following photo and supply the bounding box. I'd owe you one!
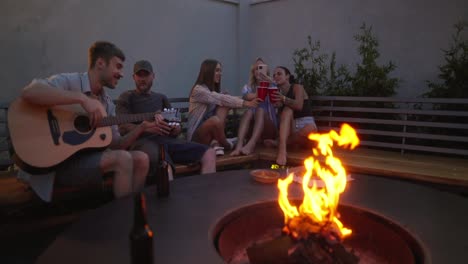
[137,80,153,93]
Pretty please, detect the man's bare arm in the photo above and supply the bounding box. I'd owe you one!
[22,80,104,127]
[22,81,88,106]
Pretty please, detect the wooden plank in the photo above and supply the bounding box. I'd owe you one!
[256,147,468,187]
[359,141,468,155]
[310,96,468,104]
[168,98,190,103]
[315,116,468,129]
[175,151,258,176]
[318,127,468,143]
[313,106,468,117]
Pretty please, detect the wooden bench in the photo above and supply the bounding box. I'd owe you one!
[2,96,468,209]
[1,96,468,237]
[171,96,468,187]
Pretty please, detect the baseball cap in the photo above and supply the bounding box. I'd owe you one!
[133,60,153,74]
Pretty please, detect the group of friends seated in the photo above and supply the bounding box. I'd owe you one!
[16,41,317,202]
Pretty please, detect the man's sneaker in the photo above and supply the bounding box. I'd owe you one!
[213,146,225,156]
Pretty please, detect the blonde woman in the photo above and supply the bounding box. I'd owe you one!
[230,58,278,156]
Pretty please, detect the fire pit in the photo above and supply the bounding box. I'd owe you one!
[213,200,427,264]
[214,124,426,264]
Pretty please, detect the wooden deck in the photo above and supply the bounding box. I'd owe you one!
[174,146,468,188]
[257,147,468,187]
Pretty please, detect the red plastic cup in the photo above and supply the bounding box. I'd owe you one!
[257,87,268,100]
[268,86,279,103]
[259,81,270,87]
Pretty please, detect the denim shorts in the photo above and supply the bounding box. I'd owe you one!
[294,116,317,133]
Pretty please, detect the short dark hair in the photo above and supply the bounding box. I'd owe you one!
[88,41,125,69]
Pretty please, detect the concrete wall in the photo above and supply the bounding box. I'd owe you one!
[0,0,239,101]
[249,0,468,97]
[1,0,466,101]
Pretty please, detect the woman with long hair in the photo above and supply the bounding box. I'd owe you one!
[230,58,277,156]
[187,59,261,155]
[266,66,318,165]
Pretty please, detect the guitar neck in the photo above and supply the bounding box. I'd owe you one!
[98,112,156,127]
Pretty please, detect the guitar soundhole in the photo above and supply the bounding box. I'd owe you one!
[74,115,92,133]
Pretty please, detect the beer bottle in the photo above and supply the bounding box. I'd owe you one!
[156,144,170,197]
[130,192,154,264]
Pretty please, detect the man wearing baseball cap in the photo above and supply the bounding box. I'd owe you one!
[116,60,216,179]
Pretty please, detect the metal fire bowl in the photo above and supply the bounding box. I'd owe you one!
[37,170,468,264]
[214,201,425,263]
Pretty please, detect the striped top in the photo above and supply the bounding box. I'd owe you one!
[187,84,244,141]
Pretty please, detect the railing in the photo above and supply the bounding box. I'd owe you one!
[167,97,242,138]
[309,96,468,156]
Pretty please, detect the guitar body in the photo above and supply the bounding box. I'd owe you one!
[8,98,112,168]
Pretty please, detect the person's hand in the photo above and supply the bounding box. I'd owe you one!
[258,72,272,82]
[153,113,164,124]
[143,114,172,135]
[243,97,262,108]
[81,97,104,128]
[144,121,171,135]
[271,91,283,107]
[170,124,182,136]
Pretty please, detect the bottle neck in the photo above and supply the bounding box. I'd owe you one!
[133,192,148,228]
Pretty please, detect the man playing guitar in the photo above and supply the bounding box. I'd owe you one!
[13,41,162,201]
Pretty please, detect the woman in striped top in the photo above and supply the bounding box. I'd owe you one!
[187,59,261,154]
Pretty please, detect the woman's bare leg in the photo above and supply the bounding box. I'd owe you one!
[230,110,253,156]
[215,106,229,122]
[193,106,232,150]
[200,148,216,174]
[241,108,265,155]
[276,107,294,166]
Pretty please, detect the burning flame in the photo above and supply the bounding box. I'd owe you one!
[277,124,359,240]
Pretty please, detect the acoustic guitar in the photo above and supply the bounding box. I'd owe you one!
[8,98,179,169]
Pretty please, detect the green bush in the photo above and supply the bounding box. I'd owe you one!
[324,52,353,96]
[292,36,329,96]
[352,23,399,97]
[425,21,468,99]
[292,23,399,97]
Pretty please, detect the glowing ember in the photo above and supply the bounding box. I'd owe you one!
[277,124,359,241]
